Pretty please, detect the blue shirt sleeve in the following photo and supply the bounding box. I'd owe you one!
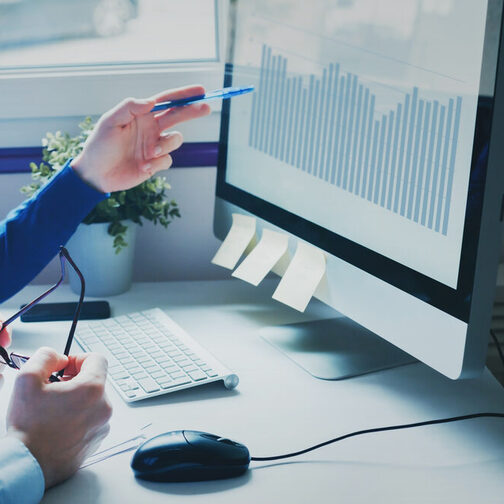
[0,436,45,504]
[0,159,108,302]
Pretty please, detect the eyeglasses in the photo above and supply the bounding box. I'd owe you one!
[0,246,85,381]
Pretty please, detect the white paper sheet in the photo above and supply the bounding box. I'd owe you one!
[272,241,326,312]
[211,213,256,269]
[232,229,289,286]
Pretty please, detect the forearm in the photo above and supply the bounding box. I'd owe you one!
[0,159,108,302]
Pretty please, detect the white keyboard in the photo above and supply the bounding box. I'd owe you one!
[74,308,239,403]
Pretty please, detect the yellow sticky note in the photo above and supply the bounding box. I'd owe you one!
[211,213,256,269]
[272,241,326,312]
[232,229,289,286]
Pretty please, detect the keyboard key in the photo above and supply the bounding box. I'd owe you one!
[132,371,147,379]
[205,369,218,377]
[124,362,141,371]
[137,377,160,393]
[160,382,177,389]
[188,370,207,381]
[180,363,198,371]
[172,377,192,386]
[118,356,135,364]
[160,363,177,371]
[169,371,186,379]
[110,369,130,380]
[124,378,139,390]
[167,350,182,358]
[172,355,188,363]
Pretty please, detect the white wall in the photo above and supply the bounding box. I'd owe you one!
[0,166,229,286]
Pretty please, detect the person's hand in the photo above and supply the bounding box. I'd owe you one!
[5,347,112,489]
[0,320,11,348]
[0,320,11,374]
[71,85,211,193]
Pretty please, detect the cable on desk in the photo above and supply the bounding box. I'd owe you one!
[490,328,504,368]
[250,412,504,462]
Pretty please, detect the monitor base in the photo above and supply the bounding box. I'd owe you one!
[260,317,416,380]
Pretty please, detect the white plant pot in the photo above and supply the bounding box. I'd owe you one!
[65,221,137,297]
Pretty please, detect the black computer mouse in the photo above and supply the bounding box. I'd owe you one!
[131,430,251,482]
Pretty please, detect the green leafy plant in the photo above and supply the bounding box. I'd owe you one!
[21,117,180,253]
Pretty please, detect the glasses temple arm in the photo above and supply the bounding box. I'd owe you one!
[1,253,66,330]
[60,247,85,358]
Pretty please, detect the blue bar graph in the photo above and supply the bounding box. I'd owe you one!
[248,45,463,235]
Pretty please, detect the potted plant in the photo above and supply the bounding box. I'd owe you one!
[22,117,180,296]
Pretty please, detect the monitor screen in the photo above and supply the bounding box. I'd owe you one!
[215,0,504,378]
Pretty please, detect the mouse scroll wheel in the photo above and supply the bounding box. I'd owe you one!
[216,437,235,445]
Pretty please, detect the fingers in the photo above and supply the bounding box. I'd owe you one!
[140,132,183,175]
[0,323,11,348]
[150,84,206,104]
[62,353,90,377]
[64,353,108,384]
[101,84,208,130]
[19,347,68,384]
[150,131,183,160]
[141,154,173,176]
[156,102,211,132]
[103,97,156,127]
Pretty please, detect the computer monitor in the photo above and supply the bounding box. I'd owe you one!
[214,0,504,380]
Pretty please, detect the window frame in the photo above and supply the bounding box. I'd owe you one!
[0,0,228,148]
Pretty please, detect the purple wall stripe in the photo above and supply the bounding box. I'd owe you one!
[0,142,219,174]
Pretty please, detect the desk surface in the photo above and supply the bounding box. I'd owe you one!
[1,279,503,504]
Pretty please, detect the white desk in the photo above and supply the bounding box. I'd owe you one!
[1,279,504,503]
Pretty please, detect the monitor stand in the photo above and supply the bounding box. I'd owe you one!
[260,317,416,380]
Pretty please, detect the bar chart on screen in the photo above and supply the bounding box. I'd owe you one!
[226,0,484,287]
[248,44,463,236]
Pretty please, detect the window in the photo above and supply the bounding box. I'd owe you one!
[0,0,227,147]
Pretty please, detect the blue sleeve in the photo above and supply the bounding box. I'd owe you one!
[0,436,45,504]
[0,159,108,302]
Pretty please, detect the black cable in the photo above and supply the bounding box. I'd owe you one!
[490,328,504,368]
[250,412,504,462]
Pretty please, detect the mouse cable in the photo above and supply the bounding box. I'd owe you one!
[250,412,504,462]
[490,328,504,368]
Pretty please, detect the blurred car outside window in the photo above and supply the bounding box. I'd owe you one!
[0,0,218,69]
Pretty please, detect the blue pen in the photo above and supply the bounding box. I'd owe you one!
[150,85,254,112]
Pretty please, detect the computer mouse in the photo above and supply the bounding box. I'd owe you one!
[131,430,251,482]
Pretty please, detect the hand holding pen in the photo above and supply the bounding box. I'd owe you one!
[150,85,254,112]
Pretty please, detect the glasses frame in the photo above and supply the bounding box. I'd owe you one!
[0,246,85,378]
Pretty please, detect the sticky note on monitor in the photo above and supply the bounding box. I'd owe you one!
[211,213,256,269]
[232,229,289,286]
[272,241,326,312]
